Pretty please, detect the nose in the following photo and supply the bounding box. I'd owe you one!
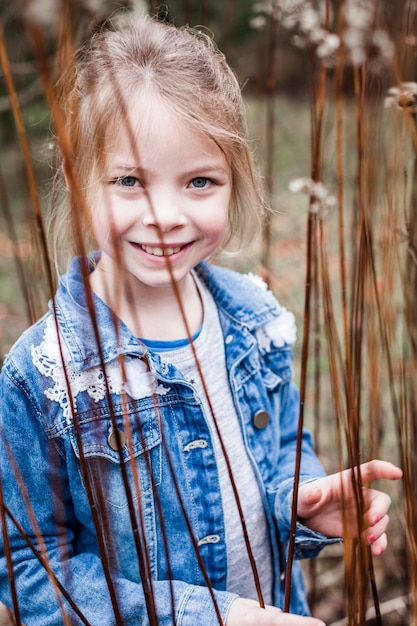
[143,190,187,232]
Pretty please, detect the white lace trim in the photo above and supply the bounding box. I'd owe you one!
[246,272,270,291]
[255,310,297,353]
[246,273,297,352]
[31,316,168,423]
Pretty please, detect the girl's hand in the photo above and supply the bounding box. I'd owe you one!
[297,460,402,555]
[0,603,17,626]
[226,598,325,626]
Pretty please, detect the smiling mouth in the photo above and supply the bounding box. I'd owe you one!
[139,244,184,257]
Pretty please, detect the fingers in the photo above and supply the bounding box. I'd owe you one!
[297,484,324,518]
[357,460,402,484]
[274,613,325,626]
[364,488,391,522]
[0,603,16,626]
[275,614,326,626]
[226,598,326,626]
[363,506,389,554]
[369,531,388,555]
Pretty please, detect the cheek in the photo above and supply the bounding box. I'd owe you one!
[92,219,111,247]
[89,202,111,245]
[200,208,229,242]
[205,194,230,235]
[90,195,130,243]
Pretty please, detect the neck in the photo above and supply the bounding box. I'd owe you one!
[89,267,203,341]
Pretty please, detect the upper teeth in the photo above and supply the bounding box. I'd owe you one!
[141,245,182,257]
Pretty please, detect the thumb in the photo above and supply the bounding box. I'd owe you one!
[298,482,323,515]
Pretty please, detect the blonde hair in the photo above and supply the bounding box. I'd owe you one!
[50,15,266,264]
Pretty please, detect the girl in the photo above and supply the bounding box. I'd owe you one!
[0,14,402,626]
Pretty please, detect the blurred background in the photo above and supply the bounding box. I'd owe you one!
[1,1,416,624]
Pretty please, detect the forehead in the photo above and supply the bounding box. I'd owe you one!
[106,96,229,171]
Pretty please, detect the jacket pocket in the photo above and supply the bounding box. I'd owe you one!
[69,398,162,509]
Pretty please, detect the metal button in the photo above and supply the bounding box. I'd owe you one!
[108,426,126,450]
[253,410,270,429]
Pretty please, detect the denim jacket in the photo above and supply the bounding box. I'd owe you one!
[0,256,338,625]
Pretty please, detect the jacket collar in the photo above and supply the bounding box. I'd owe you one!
[195,260,278,329]
[52,255,143,370]
[51,255,278,371]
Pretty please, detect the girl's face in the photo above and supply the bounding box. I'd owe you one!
[89,100,231,298]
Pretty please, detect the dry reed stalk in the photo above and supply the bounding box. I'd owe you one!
[1,3,266,623]
[0,18,75,623]
[284,21,330,610]
[2,7,155,623]
[385,30,417,624]
[281,1,417,623]
[199,0,210,27]
[0,19,54,310]
[282,2,383,618]
[2,0,417,624]
[93,20,266,616]
[260,3,279,275]
[219,0,237,60]
[385,85,417,623]
[29,20,143,625]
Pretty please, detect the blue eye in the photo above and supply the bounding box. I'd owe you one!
[190,177,209,188]
[117,176,139,187]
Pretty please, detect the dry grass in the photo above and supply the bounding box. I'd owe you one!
[1,1,417,624]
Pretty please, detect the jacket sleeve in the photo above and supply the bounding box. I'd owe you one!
[0,361,236,626]
[255,311,340,559]
[274,377,341,558]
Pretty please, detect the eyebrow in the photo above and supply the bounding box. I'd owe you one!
[110,163,230,177]
[183,164,230,177]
